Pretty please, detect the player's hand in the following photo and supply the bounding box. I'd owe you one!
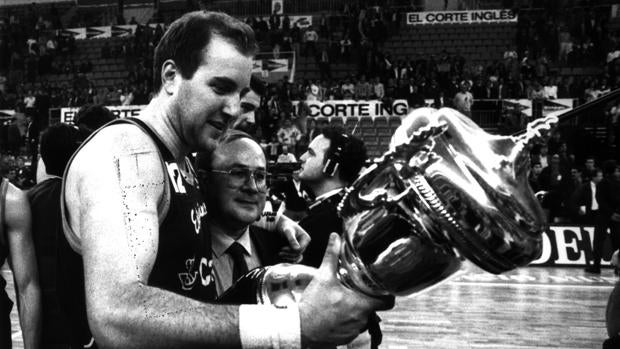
[299,233,394,347]
[276,215,310,263]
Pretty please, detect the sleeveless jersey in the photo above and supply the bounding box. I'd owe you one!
[60,118,216,347]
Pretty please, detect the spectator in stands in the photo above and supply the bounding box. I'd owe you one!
[373,76,385,100]
[453,81,473,117]
[529,161,544,193]
[277,145,297,163]
[339,33,352,60]
[317,45,331,80]
[277,118,302,153]
[543,77,558,99]
[354,74,372,100]
[23,89,36,117]
[303,25,319,57]
[120,86,134,106]
[266,135,280,162]
[341,77,355,99]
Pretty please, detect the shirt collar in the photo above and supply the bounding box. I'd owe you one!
[309,187,343,210]
[211,226,253,259]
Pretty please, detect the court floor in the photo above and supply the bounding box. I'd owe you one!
[4,262,616,348]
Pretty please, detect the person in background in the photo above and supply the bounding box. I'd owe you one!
[277,145,297,163]
[28,123,82,348]
[0,168,41,348]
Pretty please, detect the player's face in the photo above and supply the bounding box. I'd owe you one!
[232,89,260,129]
[208,138,267,228]
[298,135,330,183]
[174,36,252,152]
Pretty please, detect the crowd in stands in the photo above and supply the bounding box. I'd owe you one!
[0,1,618,197]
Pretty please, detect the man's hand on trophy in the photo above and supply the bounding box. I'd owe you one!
[276,215,311,263]
[299,233,395,347]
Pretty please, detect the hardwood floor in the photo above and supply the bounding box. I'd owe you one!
[4,262,616,348]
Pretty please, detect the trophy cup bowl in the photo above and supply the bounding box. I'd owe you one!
[219,107,555,305]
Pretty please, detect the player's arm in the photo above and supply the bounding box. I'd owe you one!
[6,183,41,349]
[69,126,243,348]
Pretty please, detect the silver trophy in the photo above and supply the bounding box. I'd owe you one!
[219,107,556,305]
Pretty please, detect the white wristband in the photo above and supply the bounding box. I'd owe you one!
[239,304,301,349]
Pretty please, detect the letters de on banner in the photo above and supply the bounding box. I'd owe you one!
[530,225,615,267]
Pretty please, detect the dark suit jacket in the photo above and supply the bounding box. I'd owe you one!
[299,191,344,268]
[597,177,620,219]
[249,225,287,267]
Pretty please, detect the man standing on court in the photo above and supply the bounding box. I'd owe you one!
[62,11,390,348]
[297,126,367,267]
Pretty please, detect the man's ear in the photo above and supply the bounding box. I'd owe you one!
[161,59,180,95]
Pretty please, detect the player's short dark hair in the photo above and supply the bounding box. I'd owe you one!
[74,104,116,138]
[40,123,81,177]
[249,75,267,96]
[321,125,366,184]
[153,11,258,92]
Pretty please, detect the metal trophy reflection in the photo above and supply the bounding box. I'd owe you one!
[218,107,557,305]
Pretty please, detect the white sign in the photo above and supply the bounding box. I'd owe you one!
[272,0,283,15]
[295,99,409,118]
[57,24,162,40]
[60,105,147,124]
[406,9,517,25]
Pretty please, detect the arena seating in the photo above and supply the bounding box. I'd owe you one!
[385,22,517,67]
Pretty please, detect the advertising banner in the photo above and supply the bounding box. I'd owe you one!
[56,24,162,40]
[406,9,518,25]
[530,225,615,267]
[297,99,410,118]
[60,105,147,124]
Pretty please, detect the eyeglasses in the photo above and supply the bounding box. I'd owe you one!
[210,168,270,192]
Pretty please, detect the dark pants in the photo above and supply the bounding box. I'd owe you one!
[593,214,620,268]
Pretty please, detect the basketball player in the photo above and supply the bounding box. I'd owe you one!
[62,11,390,348]
[0,177,41,348]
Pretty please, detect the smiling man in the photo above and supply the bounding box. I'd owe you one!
[198,130,286,296]
[61,11,389,349]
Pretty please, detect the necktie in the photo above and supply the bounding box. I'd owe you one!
[227,242,249,283]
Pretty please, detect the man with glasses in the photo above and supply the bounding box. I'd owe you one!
[196,130,287,296]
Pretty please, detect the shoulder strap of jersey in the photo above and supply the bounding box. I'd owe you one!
[60,117,173,254]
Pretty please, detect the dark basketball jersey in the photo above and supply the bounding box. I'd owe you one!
[61,118,216,347]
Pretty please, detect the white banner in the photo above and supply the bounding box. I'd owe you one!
[57,24,162,40]
[406,9,517,25]
[503,98,573,118]
[272,0,283,15]
[289,15,312,29]
[60,105,147,124]
[295,99,410,118]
